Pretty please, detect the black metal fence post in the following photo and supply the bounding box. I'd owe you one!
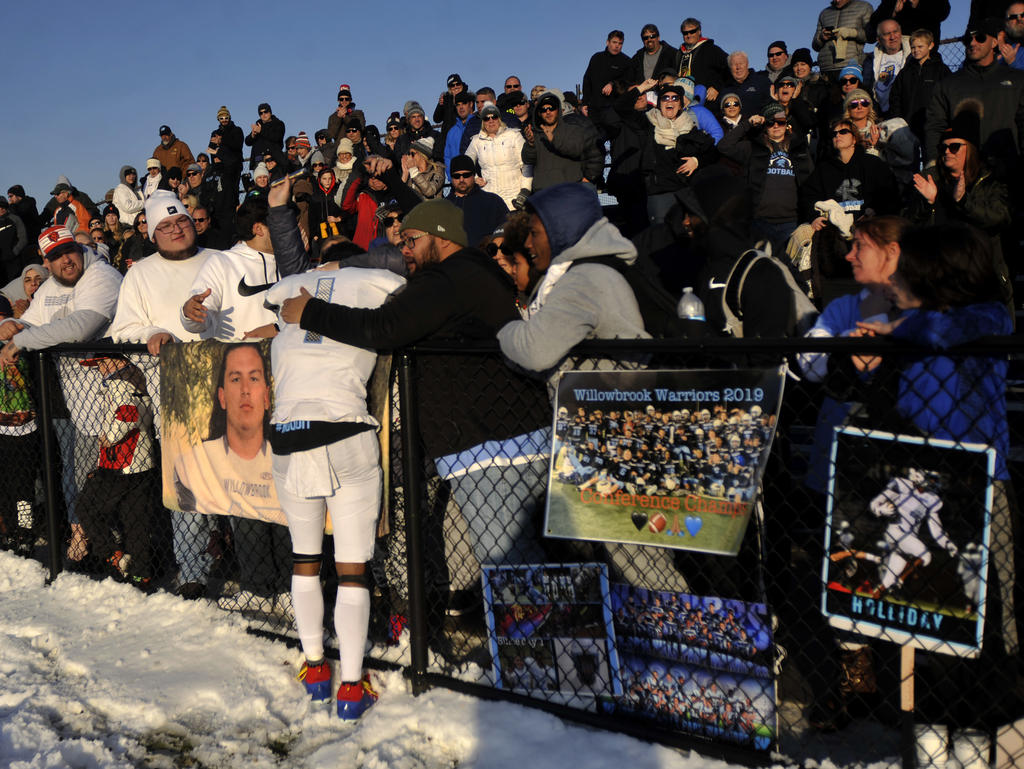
[398,351,430,694]
[35,351,63,582]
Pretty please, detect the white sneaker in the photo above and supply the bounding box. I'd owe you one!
[218,590,276,613]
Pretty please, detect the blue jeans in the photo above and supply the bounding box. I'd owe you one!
[171,509,214,584]
[448,458,549,567]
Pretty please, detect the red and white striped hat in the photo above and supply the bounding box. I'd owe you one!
[38,225,76,257]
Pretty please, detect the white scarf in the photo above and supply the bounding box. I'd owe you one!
[646,108,696,148]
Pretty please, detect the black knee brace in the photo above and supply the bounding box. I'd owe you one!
[292,552,322,565]
[338,570,369,589]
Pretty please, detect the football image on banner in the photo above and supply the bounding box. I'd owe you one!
[483,564,622,706]
[544,368,785,555]
[606,584,777,751]
[160,340,286,525]
[822,427,994,657]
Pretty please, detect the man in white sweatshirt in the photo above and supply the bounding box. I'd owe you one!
[108,189,218,599]
[0,224,122,564]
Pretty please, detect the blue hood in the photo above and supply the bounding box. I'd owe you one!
[526,183,603,259]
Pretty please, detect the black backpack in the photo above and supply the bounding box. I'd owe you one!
[568,254,697,338]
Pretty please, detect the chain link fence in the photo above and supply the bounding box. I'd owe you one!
[7,335,1024,767]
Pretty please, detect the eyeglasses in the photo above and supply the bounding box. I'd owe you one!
[722,101,740,108]
[383,216,400,226]
[193,216,209,223]
[451,172,474,179]
[346,127,360,133]
[682,28,699,36]
[312,163,325,169]
[839,76,860,85]
[538,105,558,113]
[832,128,853,136]
[154,218,189,235]
[137,219,147,225]
[505,83,522,90]
[198,158,208,163]
[771,118,788,126]
[483,114,500,121]
[660,94,680,102]
[942,141,965,154]
[218,116,230,121]
[848,99,871,108]
[1008,12,1024,20]
[642,34,659,40]
[259,109,270,115]
[400,232,426,249]
[187,171,201,177]
[963,31,989,44]
[768,50,786,58]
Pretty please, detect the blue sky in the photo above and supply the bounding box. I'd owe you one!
[1,0,968,207]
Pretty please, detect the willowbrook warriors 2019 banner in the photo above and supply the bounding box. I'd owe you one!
[544,369,785,555]
[823,427,994,657]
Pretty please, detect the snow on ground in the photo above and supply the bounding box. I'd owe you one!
[0,550,737,769]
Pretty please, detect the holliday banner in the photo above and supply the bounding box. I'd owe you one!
[822,427,994,657]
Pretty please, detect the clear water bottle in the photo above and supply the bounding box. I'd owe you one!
[677,287,705,321]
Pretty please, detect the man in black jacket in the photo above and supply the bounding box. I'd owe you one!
[446,155,508,246]
[212,106,244,194]
[631,24,681,83]
[924,19,1024,163]
[677,18,730,104]
[278,197,550,572]
[0,198,27,283]
[5,186,40,262]
[584,30,633,140]
[244,102,285,170]
[522,90,604,191]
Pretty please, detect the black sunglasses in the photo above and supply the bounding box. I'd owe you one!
[839,76,860,85]
[451,172,474,179]
[1008,12,1024,20]
[485,242,513,257]
[832,127,852,136]
[942,141,965,154]
[963,31,989,44]
[642,34,659,40]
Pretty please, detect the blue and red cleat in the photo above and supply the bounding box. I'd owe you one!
[297,659,332,701]
[337,675,379,720]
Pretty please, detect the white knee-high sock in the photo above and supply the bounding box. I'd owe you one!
[335,585,370,683]
[292,574,324,662]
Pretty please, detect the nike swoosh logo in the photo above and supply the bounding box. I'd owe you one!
[238,277,274,297]
[708,279,726,289]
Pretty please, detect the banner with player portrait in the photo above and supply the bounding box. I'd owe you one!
[822,427,994,657]
[544,368,785,555]
[483,564,622,706]
[160,340,286,525]
[604,584,777,751]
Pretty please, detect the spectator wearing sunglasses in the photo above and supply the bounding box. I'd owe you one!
[812,0,873,79]
[762,41,790,84]
[800,117,900,227]
[1001,2,1024,69]
[401,136,446,201]
[640,79,719,225]
[630,23,682,84]
[522,90,604,193]
[244,103,285,171]
[466,103,530,210]
[924,18,1024,164]
[718,102,811,256]
[908,104,1012,284]
[326,85,366,142]
[445,155,508,247]
[675,18,729,104]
